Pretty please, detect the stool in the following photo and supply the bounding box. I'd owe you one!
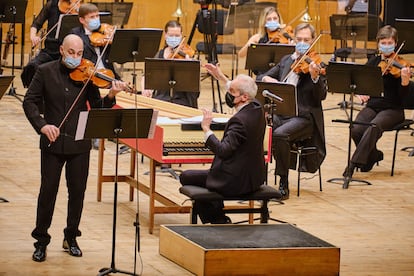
[290,142,323,197]
[179,185,282,224]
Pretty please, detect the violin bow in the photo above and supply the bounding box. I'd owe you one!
[32,0,82,51]
[282,33,322,83]
[381,41,405,76]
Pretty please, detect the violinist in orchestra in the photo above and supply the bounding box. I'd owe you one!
[343,25,412,178]
[238,6,292,59]
[70,3,117,77]
[141,20,199,108]
[21,0,81,88]
[23,34,126,263]
[257,23,327,200]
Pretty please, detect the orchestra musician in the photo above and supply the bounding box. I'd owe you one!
[70,3,118,78]
[343,25,412,178]
[238,6,292,59]
[21,0,78,88]
[22,34,126,263]
[257,23,327,200]
[179,73,266,224]
[141,20,199,108]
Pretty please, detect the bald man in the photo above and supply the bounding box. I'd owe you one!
[23,34,125,262]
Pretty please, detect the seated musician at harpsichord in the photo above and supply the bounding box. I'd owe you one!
[179,71,266,224]
[141,20,199,108]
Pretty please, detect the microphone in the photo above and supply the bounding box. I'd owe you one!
[262,90,284,102]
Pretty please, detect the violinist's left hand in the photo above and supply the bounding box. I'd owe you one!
[108,80,127,99]
[309,61,321,80]
[401,67,410,86]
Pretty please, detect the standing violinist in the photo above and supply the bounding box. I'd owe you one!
[257,23,327,200]
[23,34,125,263]
[238,6,292,59]
[141,20,199,108]
[343,25,411,178]
[21,0,80,88]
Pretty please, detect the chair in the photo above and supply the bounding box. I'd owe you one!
[290,139,323,197]
[388,119,414,176]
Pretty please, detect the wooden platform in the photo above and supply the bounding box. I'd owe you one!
[160,224,340,276]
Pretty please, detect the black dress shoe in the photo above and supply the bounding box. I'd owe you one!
[32,245,47,262]
[279,177,289,200]
[360,150,383,172]
[212,215,232,224]
[63,238,82,257]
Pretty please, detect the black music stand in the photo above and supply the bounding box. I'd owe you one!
[92,2,133,27]
[144,58,201,98]
[0,75,14,203]
[255,81,297,121]
[76,108,155,276]
[108,29,162,92]
[326,61,383,189]
[2,0,27,102]
[56,12,112,40]
[246,44,295,76]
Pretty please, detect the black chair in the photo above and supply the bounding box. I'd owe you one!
[388,119,414,176]
[290,139,323,197]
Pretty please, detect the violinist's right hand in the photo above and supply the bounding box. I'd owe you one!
[30,27,41,47]
[41,124,60,143]
[262,75,278,83]
[356,95,370,104]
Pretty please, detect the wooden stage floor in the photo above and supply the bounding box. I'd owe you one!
[1,58,414,275]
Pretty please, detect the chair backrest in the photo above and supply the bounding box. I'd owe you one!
[197,9,234,36]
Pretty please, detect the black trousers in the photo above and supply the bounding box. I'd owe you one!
[179,170,225,224]
[351,107,404,165]
[32,151,90,247]
[272,116,313,178]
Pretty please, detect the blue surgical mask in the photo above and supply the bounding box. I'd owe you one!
[379,43,395,55]
[265,21,280,32]
[166,36,182,48]
[62,55,81,69]
[295,41,310,55]
[88,18,101,31]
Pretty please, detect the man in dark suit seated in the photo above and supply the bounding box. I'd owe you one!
[256,23,327,200]
[179,73,266,224]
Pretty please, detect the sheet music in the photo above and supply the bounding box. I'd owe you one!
[75,111,88,141]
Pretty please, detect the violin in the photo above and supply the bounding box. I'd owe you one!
[168,43,196,59]
[89,23,116,47]
[378,53,414,79]
[292,51,327,75]
[69,59,135,92]
[267,25,294,44]
[58,0,80,15]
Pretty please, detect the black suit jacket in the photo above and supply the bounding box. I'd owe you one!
[206,100,266,196]
[257,54,327,173]
[23,60,115,154]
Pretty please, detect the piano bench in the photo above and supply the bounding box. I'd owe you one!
[179,185,282,224]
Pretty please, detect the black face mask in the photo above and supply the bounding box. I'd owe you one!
[225,92,236,108]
